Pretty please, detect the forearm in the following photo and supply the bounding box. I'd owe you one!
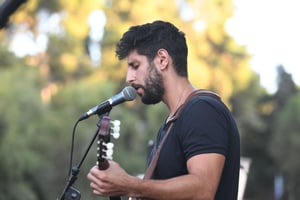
[126,174,215,200]
[87,155,223,199]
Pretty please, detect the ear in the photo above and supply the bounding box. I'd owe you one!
[156,49,170,70]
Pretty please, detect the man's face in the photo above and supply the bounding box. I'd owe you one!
[126,50,164,105]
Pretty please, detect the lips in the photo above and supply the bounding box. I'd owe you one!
[131,84,143,96]
[133,87,142,96]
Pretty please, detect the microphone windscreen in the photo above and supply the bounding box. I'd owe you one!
[122,86,137,101]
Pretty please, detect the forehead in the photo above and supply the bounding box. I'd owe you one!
[127,50,148,65]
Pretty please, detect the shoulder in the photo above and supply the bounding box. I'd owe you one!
[174,94,235,148]
[180,94,230,120]
[173,95,231,158]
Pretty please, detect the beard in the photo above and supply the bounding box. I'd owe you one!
[136,62,165,105]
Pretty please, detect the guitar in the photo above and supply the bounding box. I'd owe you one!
[97,114,121,200]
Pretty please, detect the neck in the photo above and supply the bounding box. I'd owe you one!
[164,82,195,121]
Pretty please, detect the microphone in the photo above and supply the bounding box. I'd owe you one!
[78,86,137,121]
[0,0,27,29]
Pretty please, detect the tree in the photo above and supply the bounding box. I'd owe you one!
[0,62,46,200]
[236,65,299,199]
[269,93,300,200]
[230,72,275,199]
[0,0,261,199]
[268,66,299,200]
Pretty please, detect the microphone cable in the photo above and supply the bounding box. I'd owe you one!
[68,119,80,176]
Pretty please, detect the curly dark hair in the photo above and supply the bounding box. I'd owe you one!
[116,20,188,77]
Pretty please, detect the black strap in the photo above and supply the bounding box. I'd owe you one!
[168,89,220,123]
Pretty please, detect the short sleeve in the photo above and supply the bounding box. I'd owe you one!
[177,96,229,161]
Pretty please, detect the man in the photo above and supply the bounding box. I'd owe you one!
[87,20,240,200]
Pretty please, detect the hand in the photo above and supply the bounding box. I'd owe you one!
[87,160,129,197]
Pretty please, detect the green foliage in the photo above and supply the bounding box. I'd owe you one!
[0,46,24,68]
[1,0,300,199]
[233,67,299,199]
[270,93,300,172]
[269,94,300,199]
[0,63,46,199]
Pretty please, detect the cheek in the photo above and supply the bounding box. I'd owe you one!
[136,69,148,82]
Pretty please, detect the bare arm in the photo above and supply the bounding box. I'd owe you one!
[87,153,225,200]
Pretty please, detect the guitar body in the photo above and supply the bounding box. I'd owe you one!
[97,114,121,200]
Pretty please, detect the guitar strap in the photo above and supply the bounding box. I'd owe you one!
[143,89,221,180]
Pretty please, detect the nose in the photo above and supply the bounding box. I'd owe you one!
[126,68,136,84]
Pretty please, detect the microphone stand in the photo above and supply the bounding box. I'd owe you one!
[57,111,111,200]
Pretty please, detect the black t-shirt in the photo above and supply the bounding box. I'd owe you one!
[148,95,240,200]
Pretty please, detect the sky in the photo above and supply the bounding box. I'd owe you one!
[226,0,300,93]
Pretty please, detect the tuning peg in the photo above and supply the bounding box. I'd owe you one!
[111,120,121,127]
[104,142,114,159]
[105,142,114,149]
[111,125,120,132]
[110,120,120,139]
[111,132,120,139]
[105,149,113,159]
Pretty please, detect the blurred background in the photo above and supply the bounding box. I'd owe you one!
[0,0,299,199]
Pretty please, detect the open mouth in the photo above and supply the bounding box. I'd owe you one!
[131,84,143,96]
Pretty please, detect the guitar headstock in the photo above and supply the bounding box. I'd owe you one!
[97,115,120,170]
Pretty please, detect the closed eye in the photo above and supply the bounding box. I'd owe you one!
[128,62,139,70]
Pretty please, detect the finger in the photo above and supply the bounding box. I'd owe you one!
[87,166,103,182]
[91,182,110,196]
[90,165,99,175]
[87,171,98,182]
[93,189,102,195]
[90,181,98,190]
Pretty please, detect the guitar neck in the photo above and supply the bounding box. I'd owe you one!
[98,163,121,200]
[98,159,109,170]
[97,115,121,200]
